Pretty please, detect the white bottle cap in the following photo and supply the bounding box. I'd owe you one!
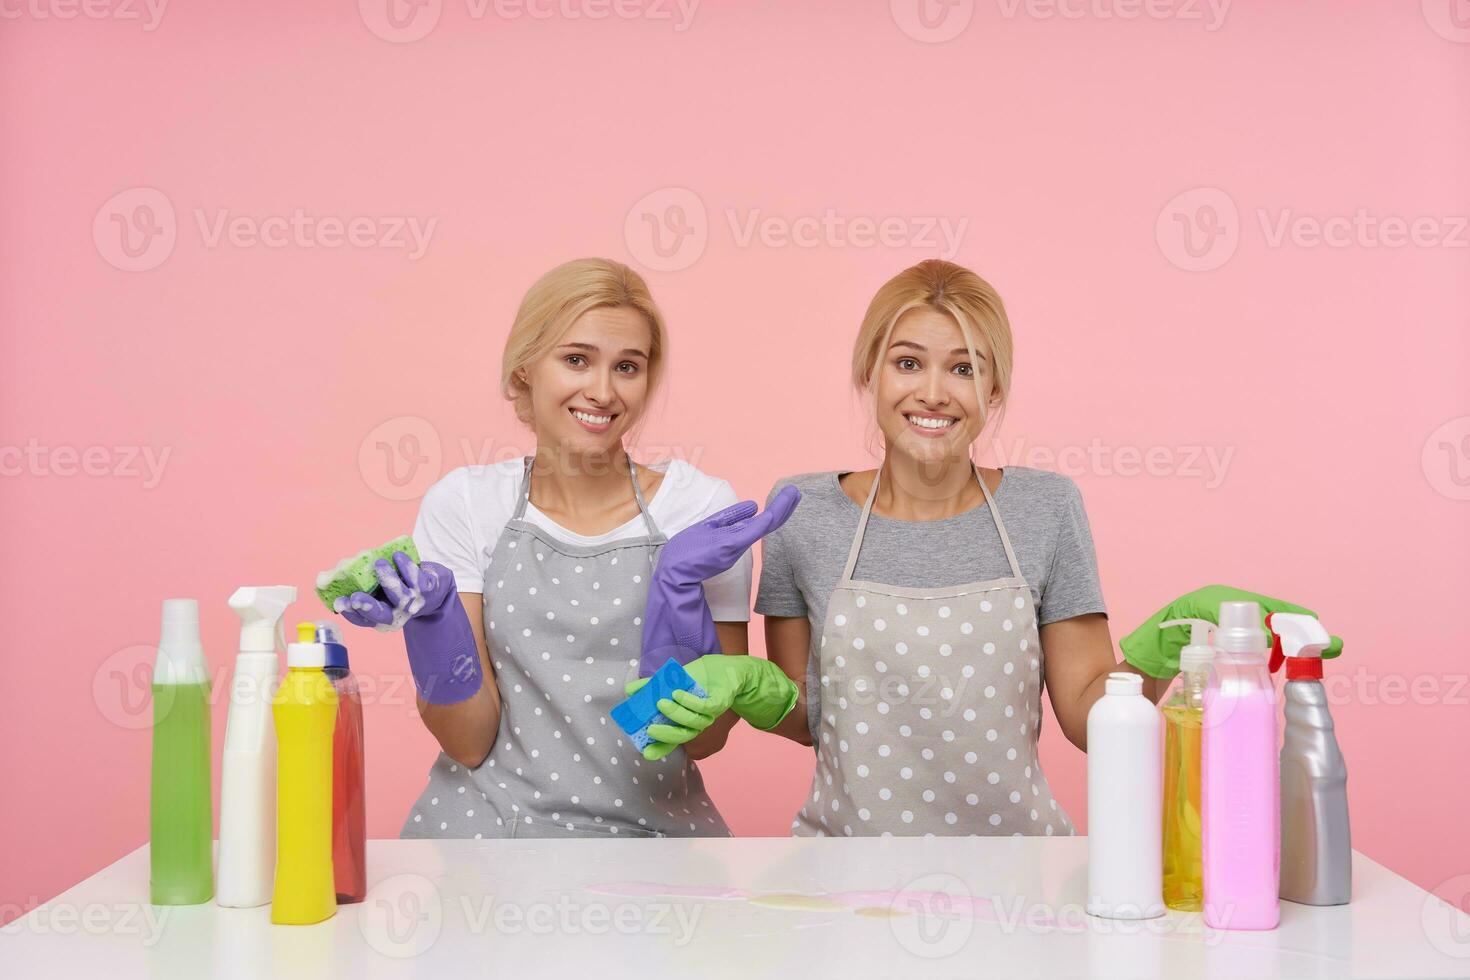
[155,598,208,685]
[286,641,327,669]
[286,621,326,668]
[1105,671,1143,696]
[1215,600,1268,655]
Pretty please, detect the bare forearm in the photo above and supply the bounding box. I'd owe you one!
[419,682,501,768]
[1064,662,1167,753]
[683,710,738,759]
[763,684,812,745]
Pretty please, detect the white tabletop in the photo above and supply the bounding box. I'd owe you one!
[5,837,1469,979]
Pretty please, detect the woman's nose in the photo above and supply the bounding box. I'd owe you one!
[584,370,614,405]
[918,369,949,405]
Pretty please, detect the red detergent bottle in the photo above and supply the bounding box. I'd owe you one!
[317,622,366,904]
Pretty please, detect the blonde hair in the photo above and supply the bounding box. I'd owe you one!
[851,259,1015,437]
[501,258,668,426]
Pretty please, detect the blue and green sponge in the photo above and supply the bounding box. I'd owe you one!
[610,658,708,752]
[315,535,419,612]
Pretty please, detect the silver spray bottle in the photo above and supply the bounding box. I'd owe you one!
[1269,612,1351,906]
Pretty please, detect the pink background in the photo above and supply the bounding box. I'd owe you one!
[2,0,1467,924]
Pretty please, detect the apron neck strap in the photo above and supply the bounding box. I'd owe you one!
[839,463,1024,584]
[513,453,662,539]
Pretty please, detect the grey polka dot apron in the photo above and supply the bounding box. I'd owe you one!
[403,455,731,839]
[793,466,1075,839]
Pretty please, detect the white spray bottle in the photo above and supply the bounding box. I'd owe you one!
[1269,612,1351,906]
[217,585,297,908]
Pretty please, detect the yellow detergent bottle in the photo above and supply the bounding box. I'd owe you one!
[1159,618,1215,913]
[271,623,339,925]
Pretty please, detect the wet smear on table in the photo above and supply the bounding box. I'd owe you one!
[585,881,1060,927]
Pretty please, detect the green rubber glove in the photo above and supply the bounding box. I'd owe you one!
[1120,584,1343,680]
[624,654,799,761]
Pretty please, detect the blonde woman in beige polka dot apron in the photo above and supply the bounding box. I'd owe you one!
[757,259,1149,838]
[794,464,1070,838]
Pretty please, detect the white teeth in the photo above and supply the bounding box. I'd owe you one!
[907,414,955,430]
[573,410,613,426]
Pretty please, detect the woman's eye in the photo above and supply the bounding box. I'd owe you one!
[616,361,639,374]
[897,357,919,371]
[953,363,974,377]
[565,355,586,367]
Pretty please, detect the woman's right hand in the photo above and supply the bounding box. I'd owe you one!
[337,552,483,706]
[334,552,453,631]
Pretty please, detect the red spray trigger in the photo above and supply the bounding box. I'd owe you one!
[1266,612,1286,674]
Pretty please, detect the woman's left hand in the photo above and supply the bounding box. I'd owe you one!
[640,688,733,760]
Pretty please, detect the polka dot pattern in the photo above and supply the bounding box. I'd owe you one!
[793,577,1074,839]
[401,457,732,842]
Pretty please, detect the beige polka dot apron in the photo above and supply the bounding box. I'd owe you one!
[403,455,730,840]
[793,466,1075,838]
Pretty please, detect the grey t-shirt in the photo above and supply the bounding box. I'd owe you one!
[755,467,1107,737]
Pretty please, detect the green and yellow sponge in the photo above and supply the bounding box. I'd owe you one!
[315,535,419,612]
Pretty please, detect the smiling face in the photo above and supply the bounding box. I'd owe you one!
[521,305,653,454]
[874,306,999,464]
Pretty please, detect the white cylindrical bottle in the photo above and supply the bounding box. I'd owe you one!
[1087,671,1164,919]
[217,586,296,908]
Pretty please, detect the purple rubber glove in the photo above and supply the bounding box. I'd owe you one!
[639,485,801,676]
[336,552,482,706]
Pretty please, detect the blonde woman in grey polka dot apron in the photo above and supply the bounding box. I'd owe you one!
[403,455,730,839]
[794,464,1074,839]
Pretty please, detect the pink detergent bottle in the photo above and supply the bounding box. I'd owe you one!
[1201,600,1279,930]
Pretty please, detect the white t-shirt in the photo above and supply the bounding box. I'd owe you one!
[412,458,753,622]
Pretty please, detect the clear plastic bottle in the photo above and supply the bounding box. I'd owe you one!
[317,622,366,905]
[1158,619,1214,912]
[1202,601,1279,930]
[150,599,214,906]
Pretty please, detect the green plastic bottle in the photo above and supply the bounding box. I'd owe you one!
[150,599,215,906]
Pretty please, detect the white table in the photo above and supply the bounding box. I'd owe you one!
[5,837,1469,978]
